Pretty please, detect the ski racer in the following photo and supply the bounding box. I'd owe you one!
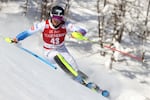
[12,5,87,83]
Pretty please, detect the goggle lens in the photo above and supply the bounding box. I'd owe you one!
[51,15,64,21]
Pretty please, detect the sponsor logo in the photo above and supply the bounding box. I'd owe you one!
[31,26,35,30]
[44,33,66,38]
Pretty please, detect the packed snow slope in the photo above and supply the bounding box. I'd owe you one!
[0,35,108,100]
[0,1,150,100]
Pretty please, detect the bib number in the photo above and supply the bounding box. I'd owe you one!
[51,38,60,45]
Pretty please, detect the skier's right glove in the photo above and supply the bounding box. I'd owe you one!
[11,38,18,43]
[4,37,18,43]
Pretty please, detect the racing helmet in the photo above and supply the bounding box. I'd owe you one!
[51,6,65,16]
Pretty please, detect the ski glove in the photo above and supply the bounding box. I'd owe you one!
[11,38,18,43]
[71,31,88,41]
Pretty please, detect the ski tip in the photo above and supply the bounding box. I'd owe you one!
[102,90,110,97]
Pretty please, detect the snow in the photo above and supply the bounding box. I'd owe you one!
[0,1,150,100]
[0,2,23,13]
[0,41,107,100]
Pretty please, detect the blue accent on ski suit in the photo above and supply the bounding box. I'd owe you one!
[15,20,87,42]
[16,31,31,41]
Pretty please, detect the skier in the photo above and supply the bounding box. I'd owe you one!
[12,5,87,83]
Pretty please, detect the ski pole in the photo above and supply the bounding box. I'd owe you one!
[4,37,57,70]
[19,46,57,69]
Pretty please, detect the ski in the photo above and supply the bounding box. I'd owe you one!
[54,54,110,98]
[86,82,109,97]
[74,77,110,97]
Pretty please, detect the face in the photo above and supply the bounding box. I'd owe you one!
[51,15,64,27]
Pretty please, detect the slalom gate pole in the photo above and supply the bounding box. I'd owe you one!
[104,45,143,61]
[81,37,142,62]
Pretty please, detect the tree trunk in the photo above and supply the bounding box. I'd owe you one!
[23,0,29,16]
[97,0,107,56]
[41,0,53,20]
[143,0,150,37]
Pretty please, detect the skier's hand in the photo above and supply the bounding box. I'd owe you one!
[71,31,88,41]
[11,38,18,43]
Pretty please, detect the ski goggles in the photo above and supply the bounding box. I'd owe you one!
[51,14,64,22]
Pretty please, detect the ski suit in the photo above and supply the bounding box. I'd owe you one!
[15,19,86,71]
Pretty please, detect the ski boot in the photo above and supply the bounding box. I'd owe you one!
[86,82,110,97]
[74,75,86,85]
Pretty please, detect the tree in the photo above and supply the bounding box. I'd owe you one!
[41,0,53,20]
[22,0,29,16]
[97,0,107,56]
[0,0,8,2]
[112,0,126,43]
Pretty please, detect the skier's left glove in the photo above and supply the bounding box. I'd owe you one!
[71,31,88,41]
